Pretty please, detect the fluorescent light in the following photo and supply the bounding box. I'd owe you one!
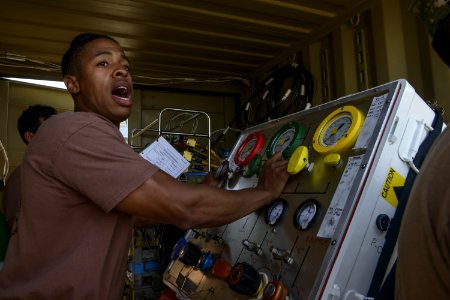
[4,77,66,90]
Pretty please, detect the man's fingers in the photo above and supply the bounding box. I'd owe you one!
[266,151,284,163]
[267,153,288,170]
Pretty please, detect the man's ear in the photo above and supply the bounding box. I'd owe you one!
[24,131,34,144]
[63,75,80,94]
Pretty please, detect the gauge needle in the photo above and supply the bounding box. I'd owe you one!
[335,123,345,133]
[325,123,345,142]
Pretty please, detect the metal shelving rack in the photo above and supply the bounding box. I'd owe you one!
[125,108,212,300]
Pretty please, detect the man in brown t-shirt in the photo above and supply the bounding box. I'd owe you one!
[0,33,290,299]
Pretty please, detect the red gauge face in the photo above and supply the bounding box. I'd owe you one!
[234,132,264,168]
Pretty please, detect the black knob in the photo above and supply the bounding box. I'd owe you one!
[227,262,261,295]
[376,214,390,231]
[178,242,202,266]
[215,160,230,180]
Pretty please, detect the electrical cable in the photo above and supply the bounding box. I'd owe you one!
[269,63,315,119]
[243,75,277,126]
[211,63,314,147]
[242,63,315,127]
[0,138,9,191]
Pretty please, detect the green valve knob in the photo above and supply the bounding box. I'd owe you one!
[243,154,262,177]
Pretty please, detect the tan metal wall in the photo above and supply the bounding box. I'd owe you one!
[295,0,450,120]
[1,82,73,173]
[0,81,73,213]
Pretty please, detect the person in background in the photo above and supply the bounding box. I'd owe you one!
[395,1,450,299]
[2,104,57,234]
[0,33,290,299]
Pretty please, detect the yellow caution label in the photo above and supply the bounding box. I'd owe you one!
[380,167,405,208]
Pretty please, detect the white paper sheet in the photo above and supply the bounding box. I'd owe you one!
[140,136,190,178]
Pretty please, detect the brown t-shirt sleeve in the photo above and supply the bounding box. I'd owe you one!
[50,118,158,213]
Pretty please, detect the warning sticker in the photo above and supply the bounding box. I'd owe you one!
[380,167,405,207]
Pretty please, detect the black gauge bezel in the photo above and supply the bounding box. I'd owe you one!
[264,198,288,226]
[293,199,321,231]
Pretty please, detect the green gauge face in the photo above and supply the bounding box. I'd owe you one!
[267,122,306,159]
[273,128,296,153]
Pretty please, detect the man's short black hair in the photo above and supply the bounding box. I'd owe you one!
[17,104,57,144]
[432,13,450,67]
[61,33,119,77]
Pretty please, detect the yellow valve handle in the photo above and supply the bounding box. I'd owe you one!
[287,146,309,175]
[324,153,341,167]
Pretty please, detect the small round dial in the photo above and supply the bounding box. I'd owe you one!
[267,122,306,159]
[265,198,287,226]
[294,199,321,231]
[234,132,265,168]
[312,106,364,154]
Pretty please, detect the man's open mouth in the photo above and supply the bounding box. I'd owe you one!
[112,86,129,98]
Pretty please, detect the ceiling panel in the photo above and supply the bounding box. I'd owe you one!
[0,0,376,86]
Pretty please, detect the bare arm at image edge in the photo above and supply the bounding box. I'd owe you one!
[117,152,289,229]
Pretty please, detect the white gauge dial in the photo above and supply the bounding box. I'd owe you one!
[312,106,364,154]
[273,128,296,153]
[265,199,287,226]
[294,199,320,231]
[321,115,352,146]
[239,138,257,161]
[298,203,317,229]
[234,132,265,168]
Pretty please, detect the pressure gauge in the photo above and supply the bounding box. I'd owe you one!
[312,106,364,154]
[265,198,288,226]
[234,132,265,168]
[294,199,321,231]
[266,122,305,159]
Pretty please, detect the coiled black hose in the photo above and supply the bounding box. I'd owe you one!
[243,63,314,126]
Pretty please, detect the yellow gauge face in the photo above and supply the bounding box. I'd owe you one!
[312,105,364,154]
